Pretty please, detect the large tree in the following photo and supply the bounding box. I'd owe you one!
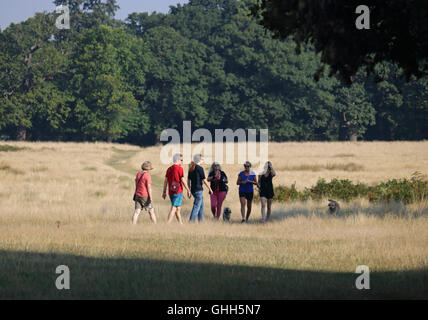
[0,13,72,140]
[250,0,428,84]
[69,25,150,142]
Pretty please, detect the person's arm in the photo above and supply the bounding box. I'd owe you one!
[236,175,243,185]
[222,172,228,184]
[181,176,192,198]
[148,183,153,204]
[207,173,213,182]
[162,177,168,199]
[270,168,276,177]
[135,174,139,189]
[203,178,213,194]
[252,175,258,185]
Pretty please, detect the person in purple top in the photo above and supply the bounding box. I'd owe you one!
[236,161,258,223]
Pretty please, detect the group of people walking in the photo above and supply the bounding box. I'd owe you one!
[132,153,276,225]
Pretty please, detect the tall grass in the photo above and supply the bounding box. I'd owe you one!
[0,141,427,299]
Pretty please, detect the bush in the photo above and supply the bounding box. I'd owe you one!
[255,172,428,204]
[0,145,27,152]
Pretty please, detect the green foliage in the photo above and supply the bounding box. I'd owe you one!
[69,25,150,141]
[250,0,428,84]
[264,173,428,204]
[0,145,27,152]
[0,0,427,142]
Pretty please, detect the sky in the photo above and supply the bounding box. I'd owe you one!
[0,0,189,30]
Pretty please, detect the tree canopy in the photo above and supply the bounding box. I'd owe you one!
[250,0,428,84]
[0,0,427,143]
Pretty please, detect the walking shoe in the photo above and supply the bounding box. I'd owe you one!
[241,218,246,223]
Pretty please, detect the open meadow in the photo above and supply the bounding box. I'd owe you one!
[0,141,428,299]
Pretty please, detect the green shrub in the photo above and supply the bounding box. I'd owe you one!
[259,172,428,204]
[0,145,27,152]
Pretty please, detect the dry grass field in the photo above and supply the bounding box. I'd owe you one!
[0,141,428,299]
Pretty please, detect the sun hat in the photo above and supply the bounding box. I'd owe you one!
[141,161,153,170]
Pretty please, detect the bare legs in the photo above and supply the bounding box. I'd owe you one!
[246,199,252,221]
[167,206,183,224]
[261,197,273,221]
[148,207,157,223]
[266,199,273,221]
[240,197,253,222]
[132,207,157,224]
[132,208,141,225]
[261,197,266,221]
[240,197,246,221]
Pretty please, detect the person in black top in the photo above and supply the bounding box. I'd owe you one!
[258,161,276,222]
[207,162,228,219]
[187,154,213,222]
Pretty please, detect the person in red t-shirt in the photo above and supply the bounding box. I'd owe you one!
[132,161,157,224]
[162,153,191,224]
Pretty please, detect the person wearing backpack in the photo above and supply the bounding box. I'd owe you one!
[132,161,157,224]
[162,153,191,224]
[187,154,213,223]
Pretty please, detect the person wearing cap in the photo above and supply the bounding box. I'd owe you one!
[236,161,258,223]
[132,161,157,224]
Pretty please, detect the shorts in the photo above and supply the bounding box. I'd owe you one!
[170,193,183,207]
[239,191,254,201]
[260,190,274,199]
[135,196,152,210]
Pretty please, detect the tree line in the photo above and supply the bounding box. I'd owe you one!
[0,0,427,144]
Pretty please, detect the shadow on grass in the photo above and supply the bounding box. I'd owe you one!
[265,201,428,223]
[0,250,427,299]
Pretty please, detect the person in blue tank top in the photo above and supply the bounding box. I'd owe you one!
[236,161,258,223]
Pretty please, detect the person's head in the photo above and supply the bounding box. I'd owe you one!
[209,162,221,175]
[262,161,273,174]
[141,161,153,171]
[173,153,183,165]
[244,161,251,172]
[193,154,203,164]
[189,154,203,172]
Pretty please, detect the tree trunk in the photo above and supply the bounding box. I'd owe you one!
[16,126,27,141]
[349,132,358,142]
[154,133,161,145]
[338,125,347,141]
